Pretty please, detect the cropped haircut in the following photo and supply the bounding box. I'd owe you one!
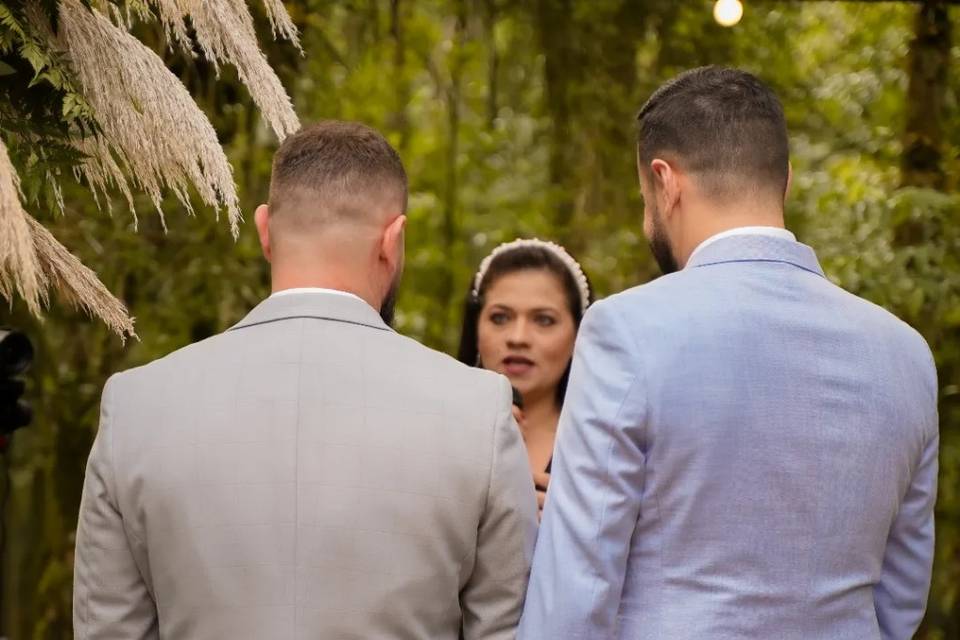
[637,66,789,199]
[268,121,408,226]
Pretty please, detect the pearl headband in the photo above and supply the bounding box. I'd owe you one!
[471,238,591,313]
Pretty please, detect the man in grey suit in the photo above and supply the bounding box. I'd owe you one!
[519,67,938,639]
[74,121,538,638]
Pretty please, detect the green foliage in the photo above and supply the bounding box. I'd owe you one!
[0,0,99,214]
[1,1,958,638]
[0,0,180,216]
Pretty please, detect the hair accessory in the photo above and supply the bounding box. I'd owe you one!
[471,238,590,312]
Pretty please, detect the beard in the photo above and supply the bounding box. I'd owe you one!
[647,200,679,275]
[379,269,401,327]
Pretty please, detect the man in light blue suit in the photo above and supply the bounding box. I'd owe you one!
[518,67,939,640]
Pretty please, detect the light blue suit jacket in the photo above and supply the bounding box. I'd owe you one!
[518,234,938,640]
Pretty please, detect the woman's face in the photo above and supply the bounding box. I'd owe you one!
[477,269,577,403]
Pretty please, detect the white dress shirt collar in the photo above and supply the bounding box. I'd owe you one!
[269,287,366,303]
[686,226,796,268]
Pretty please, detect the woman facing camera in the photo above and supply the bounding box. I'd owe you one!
[458,239,593,515]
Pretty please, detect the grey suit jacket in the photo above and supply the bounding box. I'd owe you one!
[74,292,538,639]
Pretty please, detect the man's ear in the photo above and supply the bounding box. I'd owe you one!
[650,158,681,219]
[785,162,794,201]
[380,214,407,272]
[254,204,272,263]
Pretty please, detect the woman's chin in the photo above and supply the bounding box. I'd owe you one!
[508,380,550,401]
[504,375,530,393]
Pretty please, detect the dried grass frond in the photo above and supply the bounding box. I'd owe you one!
[259,0,302,52]
[189,0,300,139]
[59,0,241,236]
[73,136,137,221]
[148,0,300,141]
[105,0,154,31]
[25,215,137,341]
[1,139,136,340]
[146,0,193,52]
[0,139,45,316]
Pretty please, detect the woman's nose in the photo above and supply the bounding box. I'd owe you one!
[506,319,530,347]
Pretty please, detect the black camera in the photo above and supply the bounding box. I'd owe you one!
[0,329,33,439]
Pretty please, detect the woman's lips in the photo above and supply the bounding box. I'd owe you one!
[503,355,534,376]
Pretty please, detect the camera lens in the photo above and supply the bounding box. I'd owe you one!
[0,330,33,377]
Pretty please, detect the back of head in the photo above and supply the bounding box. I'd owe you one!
[637,66,789,201]
[268,120,408,244]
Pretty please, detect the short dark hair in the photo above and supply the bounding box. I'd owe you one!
[637,66,789,198]
[269,120,408,223]
[456,244,594,409]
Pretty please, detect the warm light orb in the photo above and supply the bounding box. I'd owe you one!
[713,0,744,27]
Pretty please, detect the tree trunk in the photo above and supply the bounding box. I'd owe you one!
[390,0,412,152]
[438,0,468,348]
[901,0,951,190]
[590,1,646,218]
[484,0,500,129]
[535,0,578,246]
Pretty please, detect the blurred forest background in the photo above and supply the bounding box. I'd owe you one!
[1,0,959,637]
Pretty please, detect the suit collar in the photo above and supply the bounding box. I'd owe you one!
[230,291,392,333]
[685,234,825,278]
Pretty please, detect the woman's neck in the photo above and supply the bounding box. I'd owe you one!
[519,390,561,474]
[521,391,561,436]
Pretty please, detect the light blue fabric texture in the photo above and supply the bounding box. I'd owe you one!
[518,234,938,640]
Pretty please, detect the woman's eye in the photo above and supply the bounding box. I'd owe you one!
[534,315,557,327]
[490,312,509,325]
